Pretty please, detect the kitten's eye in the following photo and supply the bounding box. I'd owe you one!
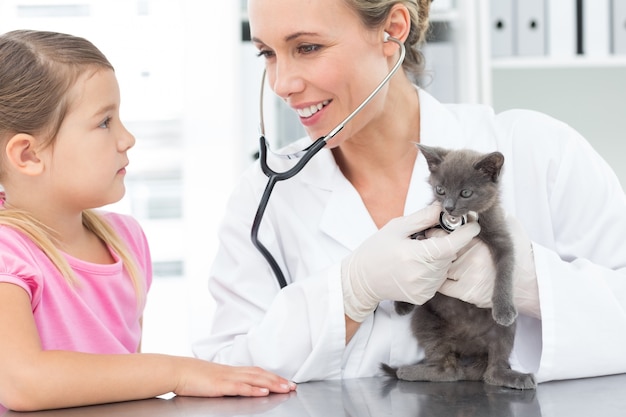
[435,185,445,195]
[460,189,473,198]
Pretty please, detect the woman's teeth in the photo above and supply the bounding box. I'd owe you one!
[297,100,330,118]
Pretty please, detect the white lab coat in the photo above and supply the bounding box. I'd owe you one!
[193,89,626,383]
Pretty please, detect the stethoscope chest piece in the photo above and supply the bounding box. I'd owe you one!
[438,211,468,232]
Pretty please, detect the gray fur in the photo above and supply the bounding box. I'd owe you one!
[383,144,536,390]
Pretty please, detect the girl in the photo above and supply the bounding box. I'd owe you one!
[0,29,295,412]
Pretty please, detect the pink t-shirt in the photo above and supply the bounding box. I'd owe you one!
[0,212,152,354]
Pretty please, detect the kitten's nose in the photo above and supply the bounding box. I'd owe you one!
[443,198,455,213]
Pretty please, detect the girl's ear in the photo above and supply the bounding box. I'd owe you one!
[5,133,44,176]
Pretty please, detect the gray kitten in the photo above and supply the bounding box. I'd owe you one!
[383,144,536,390]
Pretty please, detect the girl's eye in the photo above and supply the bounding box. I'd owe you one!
[98,116,111,129]
[460,189,473,198]
[435,185,445,195]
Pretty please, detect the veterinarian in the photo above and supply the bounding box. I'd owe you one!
[193,0,626,384]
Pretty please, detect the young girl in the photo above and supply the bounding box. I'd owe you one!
[0,29,295,412]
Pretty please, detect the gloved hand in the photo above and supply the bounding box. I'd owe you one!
[341,203,481,322]
[437,212,541,318]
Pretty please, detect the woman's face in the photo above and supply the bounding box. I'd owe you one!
[248,0,392,147]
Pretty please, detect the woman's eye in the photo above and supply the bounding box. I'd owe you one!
[435,185,445,195]
[460,189,473,198]
[256,49,275,59]
[297,44,321,54]
[98,117,111,129]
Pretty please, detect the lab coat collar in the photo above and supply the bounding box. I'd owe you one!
[290,144,379,249]
[417,87,467,149]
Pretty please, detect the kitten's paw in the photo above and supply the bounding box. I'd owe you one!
[485,369,537,390]
[492,303,518,327]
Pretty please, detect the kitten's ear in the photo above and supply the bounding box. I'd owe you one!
[417,144,447,172]
[474,152,504,182]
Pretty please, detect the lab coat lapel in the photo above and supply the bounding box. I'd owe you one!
[319,172,379,250]
[292,143,377,251]
[404,156,433,215]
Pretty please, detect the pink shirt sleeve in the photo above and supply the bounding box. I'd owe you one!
[0,212,152,354]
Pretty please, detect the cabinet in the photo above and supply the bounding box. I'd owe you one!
[482,0,626,188]
[411,0,626,188]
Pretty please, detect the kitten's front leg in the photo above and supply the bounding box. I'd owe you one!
[491,253,518,327]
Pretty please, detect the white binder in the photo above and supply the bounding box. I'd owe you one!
[516,0,547,56]
[548,0,577,58]
[490,0,514,57]
[583,0,611,57]
[613,0,626,54]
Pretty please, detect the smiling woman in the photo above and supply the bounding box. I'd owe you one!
[193,0,626,390]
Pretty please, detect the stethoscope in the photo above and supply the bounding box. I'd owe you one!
[251,34,406,289]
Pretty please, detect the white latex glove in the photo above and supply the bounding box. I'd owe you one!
[341,203,481,322]
[437,212,541,318]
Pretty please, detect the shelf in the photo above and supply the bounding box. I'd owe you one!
[492,56,626,69]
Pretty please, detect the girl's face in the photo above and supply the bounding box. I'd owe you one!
[41,68,135,211]
[249,0,392,147]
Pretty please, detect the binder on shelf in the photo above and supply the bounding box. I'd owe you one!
[548,0,577,58]
[613,0,626,55]
[583,0,611,57]
[516,0,547,56]
[489,0,514,57]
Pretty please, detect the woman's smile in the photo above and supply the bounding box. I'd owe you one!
[296,99,331,118]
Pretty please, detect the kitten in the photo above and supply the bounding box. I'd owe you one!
[383,144,536,390]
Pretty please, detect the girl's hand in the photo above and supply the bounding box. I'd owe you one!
[174,360,296,397]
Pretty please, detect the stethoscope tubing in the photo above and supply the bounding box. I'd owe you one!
[250,135,327,288]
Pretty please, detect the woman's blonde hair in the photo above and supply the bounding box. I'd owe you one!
[344,0,431,81]
[0,30,145,304]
